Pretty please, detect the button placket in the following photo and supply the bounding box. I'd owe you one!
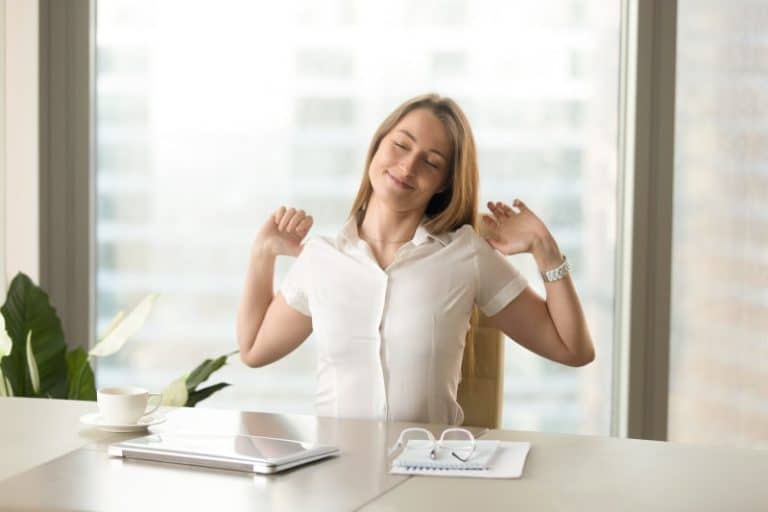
[378,272,390,420]
[389,241,422,269]
[353,240,390,420]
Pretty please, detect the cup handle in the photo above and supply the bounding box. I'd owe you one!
[143,392,163,417]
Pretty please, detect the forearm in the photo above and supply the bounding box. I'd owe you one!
[236,247,276,356]
[532,235,595,365]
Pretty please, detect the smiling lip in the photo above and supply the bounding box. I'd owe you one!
[386,170,414,189]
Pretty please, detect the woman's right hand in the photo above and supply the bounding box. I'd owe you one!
[252,206,314,258]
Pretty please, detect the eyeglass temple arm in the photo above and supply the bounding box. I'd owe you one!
[388,428,436,457]
[387,440,402,457]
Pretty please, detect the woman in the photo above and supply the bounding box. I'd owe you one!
[236,93,595,425]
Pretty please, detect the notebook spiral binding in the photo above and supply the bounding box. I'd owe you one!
[402,464,490,471]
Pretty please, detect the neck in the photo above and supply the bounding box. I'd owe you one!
[359,198,424,245]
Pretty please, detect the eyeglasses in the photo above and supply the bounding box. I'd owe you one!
[388,427,477,463]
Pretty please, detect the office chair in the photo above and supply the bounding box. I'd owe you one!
[457,310,504,429]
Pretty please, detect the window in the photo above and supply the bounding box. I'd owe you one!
[95,0,619,434]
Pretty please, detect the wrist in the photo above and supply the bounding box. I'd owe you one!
[250,239,277,260]
[531,233,563,270]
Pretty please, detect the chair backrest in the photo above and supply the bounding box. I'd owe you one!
[456,312,505,429]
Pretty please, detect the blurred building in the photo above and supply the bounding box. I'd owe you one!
[95,0,618,434]
[669,0,768,447]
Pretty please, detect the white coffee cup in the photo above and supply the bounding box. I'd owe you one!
[97,386,163,425]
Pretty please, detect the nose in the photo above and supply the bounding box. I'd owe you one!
[398,152,418,176]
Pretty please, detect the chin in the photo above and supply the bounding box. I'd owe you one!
[373,190,429,215]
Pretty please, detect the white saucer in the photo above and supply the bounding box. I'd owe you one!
[80,412,167,432]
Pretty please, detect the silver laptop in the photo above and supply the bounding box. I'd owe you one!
[108,433,341,474]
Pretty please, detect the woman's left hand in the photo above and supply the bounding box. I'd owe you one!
[482,199,563,268]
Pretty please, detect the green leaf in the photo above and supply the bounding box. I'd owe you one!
[0,273,68,398]
[89,294,157,358]
[97,310,125,341]
[0,314,11,396]
[26,331,40,395]
[66,347,96,400]
[161,375,188,406]
[185,354,228,392]
[0,314,11,358]
[0,369,12,397]
[186,382,230,407]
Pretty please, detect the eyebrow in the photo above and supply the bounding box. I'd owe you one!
[396,129,448,161]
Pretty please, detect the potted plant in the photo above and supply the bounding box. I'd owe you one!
[0,272,235,406]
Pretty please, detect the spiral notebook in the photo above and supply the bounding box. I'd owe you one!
[390,440,531,479]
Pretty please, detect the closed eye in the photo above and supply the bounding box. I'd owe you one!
[393,139,441,169]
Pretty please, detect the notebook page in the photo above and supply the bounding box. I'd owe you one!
[393,440,501,470]
[390,442,531,479]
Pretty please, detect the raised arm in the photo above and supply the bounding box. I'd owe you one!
[236,207,314,368]
[481,199,595,367]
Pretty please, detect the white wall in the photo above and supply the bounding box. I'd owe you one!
[3,0,40,291]
[0,0,6,297]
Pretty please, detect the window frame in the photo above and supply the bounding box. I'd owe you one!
[38,0,96,354]
[613,0,677,441]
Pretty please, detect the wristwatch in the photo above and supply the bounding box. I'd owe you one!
[540,255,571,283]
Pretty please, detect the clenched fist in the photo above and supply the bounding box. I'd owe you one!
[252,206,313,258]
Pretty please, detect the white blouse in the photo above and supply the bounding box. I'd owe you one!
[280,217,527,425]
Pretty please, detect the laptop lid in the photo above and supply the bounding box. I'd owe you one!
[108,433,341,474]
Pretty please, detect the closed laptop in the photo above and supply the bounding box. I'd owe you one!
[108,433,341,474]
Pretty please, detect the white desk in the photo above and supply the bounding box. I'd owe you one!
[0,397,484,511]
[1,397,767,511]
[363,428,768,511]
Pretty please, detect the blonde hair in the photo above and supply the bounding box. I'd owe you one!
[349,93,482,376]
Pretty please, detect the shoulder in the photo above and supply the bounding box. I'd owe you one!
[295,234,346,262]
[436,224,481,248]
[440,224,508,269]
[298,235,333,255]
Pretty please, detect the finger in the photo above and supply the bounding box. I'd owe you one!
[513,198,538,219]
[481,214,498,229]
[286,209,306,232]
[273,206,286,225]
[490,201,511,217]
[296,215,313,235]
[486,202,504,221]
[278,207,296,231]
[500,203,514,217]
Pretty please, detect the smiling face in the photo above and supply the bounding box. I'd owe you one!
[367,108,453,214]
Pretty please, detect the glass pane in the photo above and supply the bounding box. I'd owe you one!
[95,0,619,435]
[670,1,768,447]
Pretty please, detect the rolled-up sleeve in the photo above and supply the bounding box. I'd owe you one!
[472,232,528,316]
[279,241,314,317]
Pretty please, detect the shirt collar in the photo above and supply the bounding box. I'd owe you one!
[338,216,448,248]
